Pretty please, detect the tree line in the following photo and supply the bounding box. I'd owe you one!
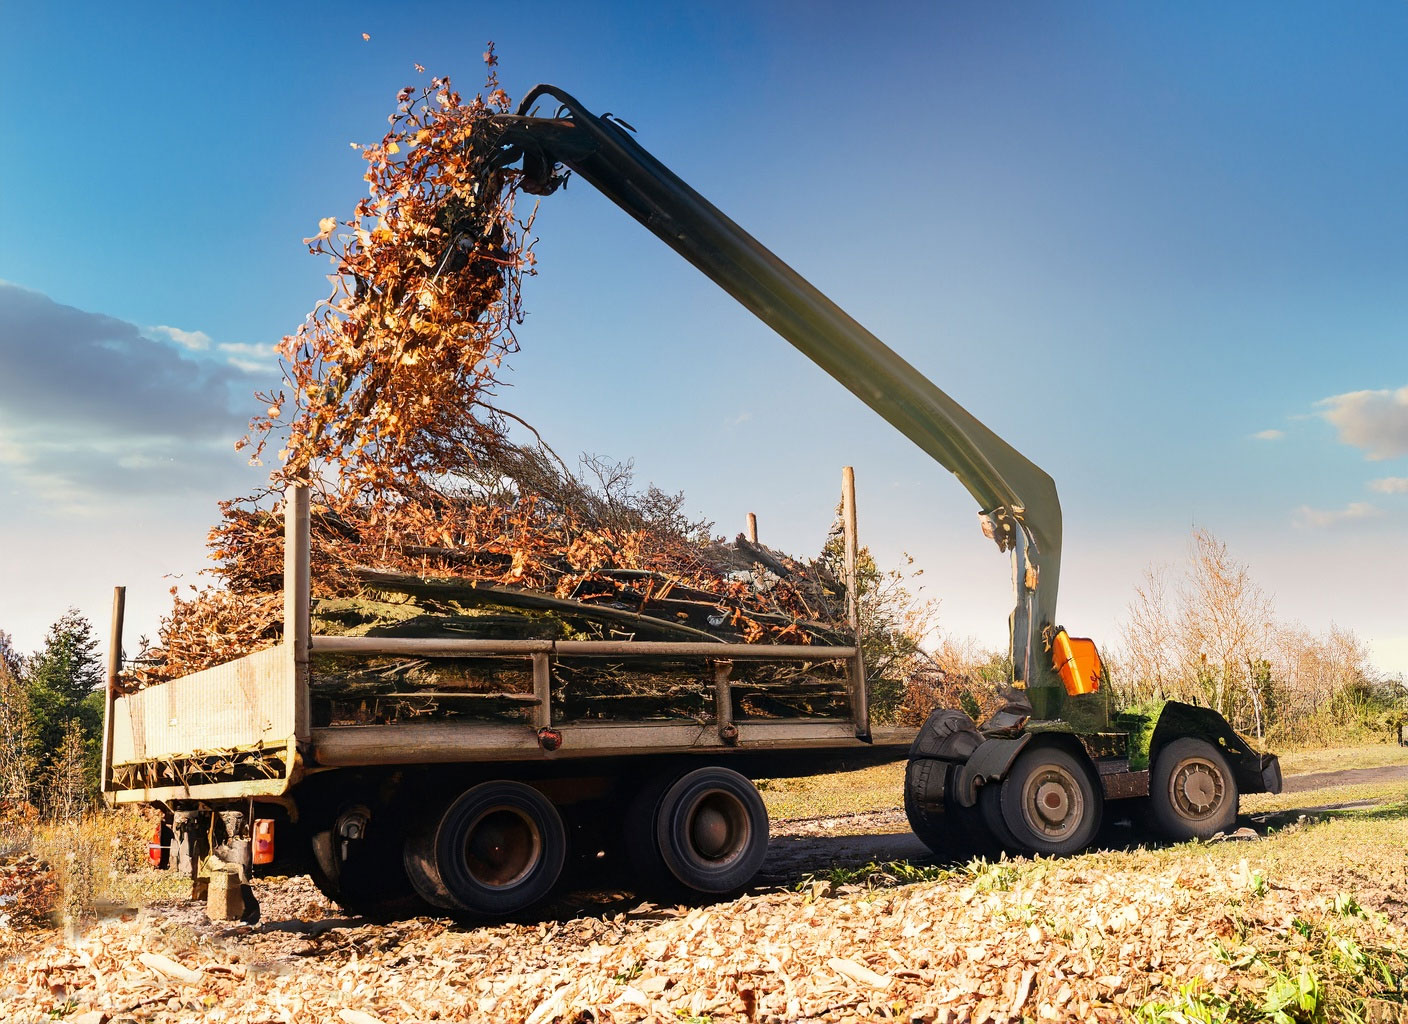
[0,612,105,819]
[1114,528,1406,744]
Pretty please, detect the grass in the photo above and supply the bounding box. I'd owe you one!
[1242,779,1408,816]
[1123,800,1408,1023]
[1273,743,1408,776]
[1,807,165,929]
[758,761,905,820]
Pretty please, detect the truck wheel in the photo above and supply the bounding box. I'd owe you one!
[994,746,1101,856]
[1150,737,1238,840]
[905,758,999,858]
[306,804,427,919]
[652,767,769,896]
[411,781,567,918]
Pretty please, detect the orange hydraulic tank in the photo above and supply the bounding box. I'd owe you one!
[1052,630,1102,697]
[253,819,276,865]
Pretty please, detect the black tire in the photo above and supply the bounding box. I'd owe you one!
[623,772,675,897]
[414,781,568,918]
[1150,737,1238,841]
[653,767,769,896]
[978,782,1023,853]
[305,805,429,919]
[904,758,1000,859]
[995,745,1102,856]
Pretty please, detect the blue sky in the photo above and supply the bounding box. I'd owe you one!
[1,3,1404,672]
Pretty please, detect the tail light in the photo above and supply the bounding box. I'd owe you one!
[147,823,165,867]
[253,818,276,865]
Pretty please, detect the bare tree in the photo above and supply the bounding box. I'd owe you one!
[1178,528,1274,735]
[41,721,90,822]
[1119,564,1179,703]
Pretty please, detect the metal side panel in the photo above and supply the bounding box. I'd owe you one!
[110,645,294,767]
[310,718,873,767]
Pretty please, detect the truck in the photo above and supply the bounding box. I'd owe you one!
[101,84,1282,920]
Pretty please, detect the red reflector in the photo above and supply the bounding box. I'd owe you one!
[253,818,276,865]
[147,823,163,866]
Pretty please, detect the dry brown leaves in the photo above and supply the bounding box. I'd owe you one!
[6,822,1408,1024]
[0,854,57,935]
[130,50,848,692]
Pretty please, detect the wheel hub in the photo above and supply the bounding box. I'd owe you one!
[464,807,541,888]
[1020,766,1084,839]
[1171,758,1225,819]
[687,790,749,865]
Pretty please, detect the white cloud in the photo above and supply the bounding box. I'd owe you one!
[1252,428,1284,441]
[0,282,264,511]
[1316,386,1408,460]
[217,341,279,374]
[1293,501,1384,528]
[147,324,213,351]
[1369,476,1408,494]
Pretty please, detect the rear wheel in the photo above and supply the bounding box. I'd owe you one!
[905,758,999,858]
[633,767,769,898]
[305,801,427,919]
[1150,737,1238,840]
[405,781,567,918]
[994,746,1102,856]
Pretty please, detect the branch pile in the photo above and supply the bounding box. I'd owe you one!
[124,52,852,704]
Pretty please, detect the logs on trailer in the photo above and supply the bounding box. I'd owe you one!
[123,505,861,729]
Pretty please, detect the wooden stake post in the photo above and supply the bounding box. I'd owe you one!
[841,467,869,740]
[285,484,311,743]
[101,586,125,799]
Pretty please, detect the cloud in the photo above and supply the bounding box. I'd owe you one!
[0,281,269,510]
[217,341,280,374]
[1315,386,1408,460]
[1251,428,1284,441]
[146,324,212,351]
[1293,501,1383,528]
[1369,476,1408,494]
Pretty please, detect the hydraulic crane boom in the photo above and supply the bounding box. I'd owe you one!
[480,85,1078,719]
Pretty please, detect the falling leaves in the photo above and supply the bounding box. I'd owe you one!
[245,47,530,500]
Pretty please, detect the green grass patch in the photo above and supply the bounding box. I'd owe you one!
[1274,743,1408,776]
[1243,780,1408,816]
[757,761,905,820]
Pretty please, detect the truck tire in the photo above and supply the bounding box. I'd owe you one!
[650,767,769,897]
[993,746,1102,856]
[904,758,999,858]
[306,804,427,919]
[408,781,567,918]
[1150,737,1238,841]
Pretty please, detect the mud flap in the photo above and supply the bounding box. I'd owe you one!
[953,735,1033,808]
[1150,701,1282,795]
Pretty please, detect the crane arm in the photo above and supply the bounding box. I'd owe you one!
[479,85,1066,707]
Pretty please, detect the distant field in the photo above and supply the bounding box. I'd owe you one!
[1274,743,1408,776]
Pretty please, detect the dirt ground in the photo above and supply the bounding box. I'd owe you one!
[2,765,1406,1024]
